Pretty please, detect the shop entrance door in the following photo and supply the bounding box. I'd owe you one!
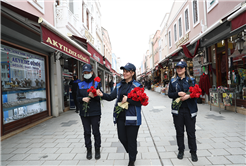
[216,52,227,87]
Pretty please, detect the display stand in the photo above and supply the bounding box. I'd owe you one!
[209,88,237,114]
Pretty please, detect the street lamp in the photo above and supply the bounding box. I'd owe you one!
[236,37,245,54]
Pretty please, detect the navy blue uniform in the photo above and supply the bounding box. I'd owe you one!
[102,79,143,162]
[168,76,197,153]
[76,77,101,148]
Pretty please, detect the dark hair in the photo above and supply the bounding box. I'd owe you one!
[132,71,136,80]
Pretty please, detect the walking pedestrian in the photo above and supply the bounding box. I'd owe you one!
[168,61,198,162]
[76,64,102,160]
[96,63,143,166]
[69,75,81,113]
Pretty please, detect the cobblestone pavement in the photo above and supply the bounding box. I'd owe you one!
[1,90,246,166]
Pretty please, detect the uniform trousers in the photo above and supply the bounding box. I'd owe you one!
[173,107,197,153]
[81,115,101,148]
[117,117,139,161]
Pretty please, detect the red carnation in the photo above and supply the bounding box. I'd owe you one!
[94,77,101,82]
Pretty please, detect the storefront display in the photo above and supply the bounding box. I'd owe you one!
[1,45,47,124]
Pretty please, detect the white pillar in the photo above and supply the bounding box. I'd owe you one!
[50,53,59,117]
[55,52,63,114]
[94,61,98,77]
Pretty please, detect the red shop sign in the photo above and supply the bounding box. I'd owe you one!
[41,25,90,63]
[87,43,103,65]
[105,58,111,70]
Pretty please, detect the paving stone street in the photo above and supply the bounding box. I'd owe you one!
[1,90,246,166]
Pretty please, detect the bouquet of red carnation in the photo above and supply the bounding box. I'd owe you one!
[127,87,149,106]
[172,84,202,112]
[82,77,101,116]
[114,87,149,118]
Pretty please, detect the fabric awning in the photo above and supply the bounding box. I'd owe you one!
[181,40,200,59]
[231,11,246,31]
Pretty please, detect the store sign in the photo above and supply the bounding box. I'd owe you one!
[41,25,90,64]
[87,43,103,65]
[193,66,202,76]
[105,58,111,70]
[176,33,189,48]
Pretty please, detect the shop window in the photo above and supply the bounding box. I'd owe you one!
[229,39,246,100]
[1,45,47,124]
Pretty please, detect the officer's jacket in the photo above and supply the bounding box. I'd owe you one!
[77,80,101,117]
[168,76,198,117]
[69,79,81,95]
[102,79,143,126]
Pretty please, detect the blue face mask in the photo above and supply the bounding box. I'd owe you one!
[84,73,92,79]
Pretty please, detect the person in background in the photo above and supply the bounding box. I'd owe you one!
[168,61,198,162]
[109,79,114,92]
[76,64,102,160]
[69,75,81,113]
[96,63,143,166]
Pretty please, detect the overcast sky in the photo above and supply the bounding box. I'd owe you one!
[100,0,174,69]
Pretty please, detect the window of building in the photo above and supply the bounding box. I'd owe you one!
[165,34,168,46]
[87,11,89,30]
[192,0,199,27]
[178,16,183,38]
[69,0,74,14]
[184,6,190,33]
[169,30,172,48]
[82,3,84,23]
[174,24,177,42]
[207,0,218,13]
[27,0,45,14]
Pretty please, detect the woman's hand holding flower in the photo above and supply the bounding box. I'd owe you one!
[83,97,91,103]
[178,92,186,97]
[96,89,103,97]
[122,95,128,104]
[180,95,190,101]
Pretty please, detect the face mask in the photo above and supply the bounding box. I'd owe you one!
[84,73,92,79]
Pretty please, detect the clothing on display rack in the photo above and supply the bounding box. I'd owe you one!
[199,74,211,95]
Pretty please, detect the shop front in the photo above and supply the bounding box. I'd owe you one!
[1,2,56,135]
[200,11,246,114]
[39,19,91,115]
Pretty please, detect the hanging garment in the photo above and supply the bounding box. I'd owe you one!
[199,74,211,95]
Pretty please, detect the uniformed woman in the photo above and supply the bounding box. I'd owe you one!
[168,61,198,162]
[77,64,102,160]
[96,63,143,166]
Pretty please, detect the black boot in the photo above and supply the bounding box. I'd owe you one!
[86,147,92,160]
[128,161,135,166]
[177,151,184,159]
[191,152,198,162]
[95,147,101,160]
